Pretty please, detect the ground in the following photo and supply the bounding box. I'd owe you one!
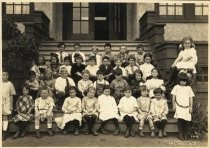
[2,133,208,147]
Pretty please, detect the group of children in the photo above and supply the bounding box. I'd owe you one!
[2,36,197,141]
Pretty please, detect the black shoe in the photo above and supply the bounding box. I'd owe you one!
[35,130,41,138]
[138,129,144,137]
[124,130,129,138]
[84,130,90,135]
[47,128,54,136]
[130,130,135,137]
[113,128,119,136]
[183,133,189,140]
[74,129,79,136]
[92,130,98,136]
[13,129,20,139]
[20,129,26,138]
[178,133,184,141]
[62,129,68,135]
[100,128,108,134]
[3,131,8,141]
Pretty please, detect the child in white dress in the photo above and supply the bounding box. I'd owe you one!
[150,88,168,138]
[34,87,55,138]
[2,70,16,140]
[145,68,166,98]
[98,85,120,135]
[125,55,139,83]
[58,86,82,136]
[171,72,194,140]
[82,87,99,136]
[118,88,138,138]
[137,85,155,137]
[85,55,99,82]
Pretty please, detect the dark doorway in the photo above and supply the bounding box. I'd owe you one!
[94,3,109,40]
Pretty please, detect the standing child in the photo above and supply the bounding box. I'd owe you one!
[71,43,86,64]
[145,68,166,98]
[98,85,120,135]
[34,87,55,138]
[82,87,99,136]
[150,88,168,138]
[77,70,94,97]
[135,44,146,66]
[25,71,39,100]
[136,85,155,137]
[99,56,114,83]
[60,56,72,76]
[55,67,76,109]
[167,37,197,87]
[2,70,16,140]
[125,55,139,84]
[118,88,138,138]
[130,69,145,98]
[110,69,129,104]
[58,86,82,136]
[56,42,69,64]
[171,73,194,140]
[85,55,99,82]
[94,70,109,97]
[13,86,34,139]
[50,53,60,79]
[140,53,155,81]
[71,53,86,85]
[90,46,101,67]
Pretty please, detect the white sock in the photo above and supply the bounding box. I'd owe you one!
[35,126,39,130]
[47,124,52,128]
[3,120,8,131]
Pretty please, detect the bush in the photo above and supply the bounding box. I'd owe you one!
[190,100,208,139]
[2,17,40,91]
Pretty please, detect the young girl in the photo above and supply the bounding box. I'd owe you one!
[171,72,194,140]
[2,70,16,140]
[118,88,138,138]
[55,67,76,109]
[85,55,99,82]
[94,70,109,97]
[139,53,155,81]
[71,53,86,85]
[82,87,99,136]
[25,71,39,100]
[135,44,146,66]
[90,46,101,67]
[145,68,166,98]
[117,45,130,67]
[167,37,198,87]
[136,85,155,137]
[60,56,72,76]
[13,85,34,139]
[125,55,139,84]
[77,70,94,97]
[110,68,129,104]
[58,86,82,136]
[34,87,55,138]
[130,69,145,98]
[50,53,60,79]
[98,85,120,135]
[150,88,168,138]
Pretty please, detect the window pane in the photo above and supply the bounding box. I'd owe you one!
[14,5,22,14]
[73,8,80,20]
[81,21,89,34]
[73,3,80,7]
[176,6,183,15]
[81,8,89,20]
[159,6,166,15]
[6,5,13,14]
[203,6,209,15]
[73,21,80,33]
[81,3,88,7]
[22,6,29,14]
[195,7,202,15]
[168,6,175,15]
[22,2,30,4]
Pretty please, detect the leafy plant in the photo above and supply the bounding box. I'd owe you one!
[190,100,208,139]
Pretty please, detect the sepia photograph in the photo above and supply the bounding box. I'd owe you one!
[1,1,208,147]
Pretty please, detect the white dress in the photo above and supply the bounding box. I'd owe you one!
[85,65,99,76]
[2,81,16,115]
[145,78,165,98]
[118,96,138,121]
[175,48,197,73]
[139,63,154,81]
[57,97,82,129]
[171,85,195,121]
[98,94,119,121]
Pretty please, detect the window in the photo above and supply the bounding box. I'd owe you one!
[159,3,183,15]
[72,3,89,34]
[6,2,30,14]
[195,3,208,16]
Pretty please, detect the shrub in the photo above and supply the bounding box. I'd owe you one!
[190,100,208,139]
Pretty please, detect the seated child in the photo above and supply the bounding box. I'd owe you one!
[150,88,168,138]
[118,88,138,138]
[136,85,155,137]
[135,44,146,66]
[112,58,127,77]
[130,69,145,98]
[71,43,86,64]
[55,42,69,64]
[110,68,129,104]
[140,53,154,81]
[2,69,16,140]
[55,67,76,109]
[125,55,139,84]
[98,85,120,135]
[85,55,99,82]
[90,46,101,67]
[60,56,72,76]
[37,55,48,80]
[145,68,166,98]
[30,59,41,81]
[82,87,99,136]
[50,53,60,79]
[93,70,109,97]
[101,43,115,67]
[58,86,82,136]
[25,71,39,100]
[99,56,114,83]
[34,87,55,138]
[77,70,94,97]
[117,45,130,67]
[13,85,34,139]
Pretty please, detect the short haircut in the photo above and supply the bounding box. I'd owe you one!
[128,55,136,61]
[74,53,84,62]
[103,85,111,91]
[102,56,110,61]
[57,42,65,48]
[114,68,123,75]
[139,85,148,93]
[124,86,132,92]
[89,55,96,61]
[96,70,104,75]
[143,53,153,60]
[82,69,90,75]
[134,69,143,77]
[153,88,163,95]
[50,53,59,63]
[22,84,30,91]
[178,72,190,85]
[68,86,77,92]
[136,44,143,49]
[64,56,70,62]
[104,43,111,48]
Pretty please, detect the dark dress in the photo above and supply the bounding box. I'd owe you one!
[71,63,86,85]
[99,64,114,83]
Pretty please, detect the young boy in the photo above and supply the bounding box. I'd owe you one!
[56,42,69,64]
[71,43,86,64]
[117,45,130,67]
[25,71,39,100]
[90,46,101,67]
[99,56,114,83]
[125,55,139,84]
[94,70,109,97]
[101,43,115,67]
[135,44,146,66]
[112,59,127,77]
